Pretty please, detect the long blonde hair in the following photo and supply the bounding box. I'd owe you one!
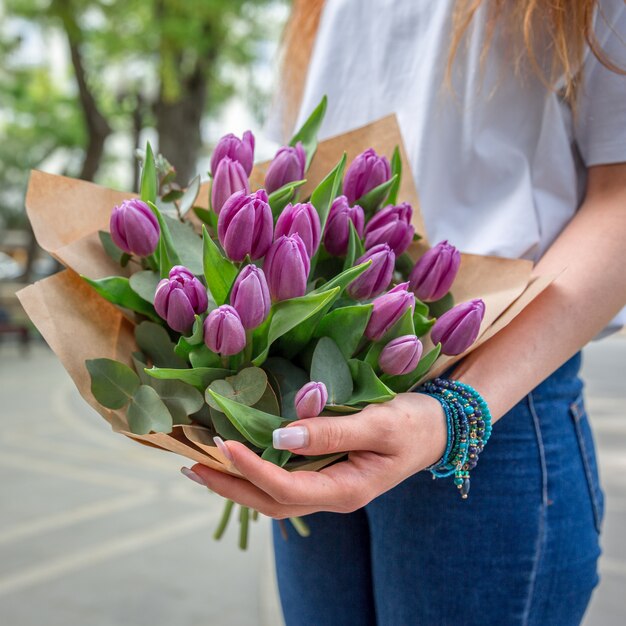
[281,0,624,128]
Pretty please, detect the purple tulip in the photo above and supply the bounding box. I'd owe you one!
[346,243,395,300]
[264,142,306,194]
[264,234,310,301]
[211,157,250,215]
[409,240,461,302]
[203,305,246,356]
[343,148,391,205]
[364,203,415,256]
[210,130,255,176]
[379,335,423,376]
[294,381,328,419]
[365,282,415,341]
[275,202,321,257]
[431,299,486,356]
[217,189,273,262]
[109,198,160,257]
[323,195,365,256]
[154,266,209,334]
[230,264,271,330]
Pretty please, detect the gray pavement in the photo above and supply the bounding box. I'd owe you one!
[0,337,625,626]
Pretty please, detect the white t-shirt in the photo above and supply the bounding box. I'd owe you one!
[279,0,626,331]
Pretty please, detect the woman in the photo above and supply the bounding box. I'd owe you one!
[184,1,626,623]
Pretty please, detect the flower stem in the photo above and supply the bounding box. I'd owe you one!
[289,516,310,537]
[239,506,250,550]
[213,499,235,541]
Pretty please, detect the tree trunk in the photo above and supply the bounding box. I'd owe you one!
[155,66,207,185]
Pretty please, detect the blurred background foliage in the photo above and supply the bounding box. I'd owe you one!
[0,0,287,229]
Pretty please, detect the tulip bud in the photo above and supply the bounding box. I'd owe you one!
[211,157,250,215]
[264,142,306,194]
[346,243,395,300]
[217,189,273,262]
[154,266,209,334]
[203,305,246,356]
[364,203,415,256]
[230,264,271,330]
[109,198,160,257]
[275,202,321,257]
[294,381,328,419]
[409,240,461,302]
[264,234,310,301]
[323,195,365,256]
[343,148,391,205]
[431,299,485,356]
[365,282,415,341]
[379,335,423,376]
[210,130,255,176]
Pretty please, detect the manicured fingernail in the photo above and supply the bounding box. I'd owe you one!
[181,467,206,486]
[213,436,234,463]
[273,426,309,450]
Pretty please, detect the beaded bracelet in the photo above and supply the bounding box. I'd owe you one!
[417,378,492,499]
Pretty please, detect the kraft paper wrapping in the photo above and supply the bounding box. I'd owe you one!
[17,115,550,474]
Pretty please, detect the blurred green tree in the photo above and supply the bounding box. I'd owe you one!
[0,0,281,227]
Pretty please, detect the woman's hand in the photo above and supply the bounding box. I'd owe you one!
[185,393,447,519]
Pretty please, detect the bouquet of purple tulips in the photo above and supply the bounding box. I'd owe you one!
[19,98,545,547]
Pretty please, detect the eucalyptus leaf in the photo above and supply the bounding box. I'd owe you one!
[164,215,203,275]
[263,357,309,419]
[205,367,268,410]
[202,225,238,305]
[289,94,327,170]
[129,270,161,304]
[86,358,140,409]
[382,343,442,392]
[386,146,402,206]
[82,276,158,321]
[131,352,152,385]
[149,379,204,425]
[145,366,232,391]
[126,384,173,435]
[98,230,124,265]
[346,359,395,405]
[207,390,287,448]
[140,142,158,204]
[189,344,223,368]
[135,321,187,368]
[314,304,372,359]
[253,383,281,416]
[358,174,398,217]
[310,337,353,405]
[178,175,201,217]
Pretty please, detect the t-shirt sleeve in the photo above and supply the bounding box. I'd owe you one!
[574,2,626,167]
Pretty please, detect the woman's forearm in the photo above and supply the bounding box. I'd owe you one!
[452,163,626,421]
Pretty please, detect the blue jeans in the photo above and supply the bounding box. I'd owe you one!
[273,353,604,625]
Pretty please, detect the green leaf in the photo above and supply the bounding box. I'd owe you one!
[381,343,442,392]
[205,367,268,410]
[178,175,201,217]
[140,142,158,204]
[129,270,161,304]
[189,344,222,368]
[98,230,125,265]
[252,287,340,366]
[145,366,231,391]
[314,304,373,359]
[310,261,371,296]
[82,276,158,321]
[209,407,249,443]
[310,337,353,405]
[268,179,307,219]
[126,385,173,435]
[149,378,204,425]
[364,307,416,369]
[86,358,140,410]
[263,357,309,419]
[202,225,238,305]
[261,445,292,467]
[289,94,327,170]
[427,292,455,318]
[131,352,152,385]
[386,146,402,206]
[163,215,203,275]
[358,174,398,217]
[253,382,281,416]
[207,390,286,448]
[193,206,217,229]
[342,221,365,271]
[147,201,182,272]
[346,359,395,405]
[310,153,347,233]
[135,321,187,368]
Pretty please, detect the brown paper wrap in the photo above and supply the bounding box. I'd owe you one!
[17,115,551,473]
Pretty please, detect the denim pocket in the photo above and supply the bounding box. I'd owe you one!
[569,394,605,533]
